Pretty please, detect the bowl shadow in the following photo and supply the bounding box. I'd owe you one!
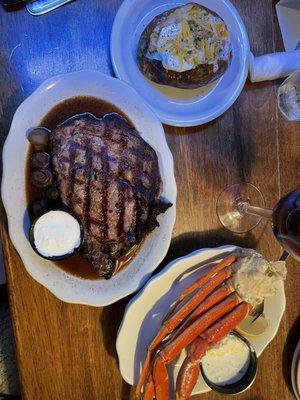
[100,297,130,360]
[162,228,258,270]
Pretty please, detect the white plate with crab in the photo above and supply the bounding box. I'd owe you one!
[116,245,286,396]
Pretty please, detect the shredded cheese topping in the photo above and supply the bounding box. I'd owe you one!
[146,3,231,72]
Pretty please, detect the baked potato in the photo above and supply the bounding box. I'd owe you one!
[137,3,232,89]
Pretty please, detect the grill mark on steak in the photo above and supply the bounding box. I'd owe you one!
[67,141,80,206]
[51,112,172,278]
[83,135,93,231]
[116,183,125,238]
[132,143,141,233]
[100,143,109,238]
[116,132,127,237]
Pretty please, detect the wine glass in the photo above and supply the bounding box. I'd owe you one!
[216,183,300,262]
[278,70,300,121]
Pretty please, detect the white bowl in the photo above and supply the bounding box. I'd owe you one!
[116,245,286,395]
[111,0,250,126]
[1,70,177,306]
[291,337,300,400]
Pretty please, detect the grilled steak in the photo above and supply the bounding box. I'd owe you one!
[51,112,172,278]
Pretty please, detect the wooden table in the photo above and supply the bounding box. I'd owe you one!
[0,1,299,399]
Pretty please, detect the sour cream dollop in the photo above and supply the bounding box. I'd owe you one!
[149,21,201,72]
[33,210,81,258]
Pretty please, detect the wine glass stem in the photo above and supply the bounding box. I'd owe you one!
[238,202,273,219]
[279,250,289,261]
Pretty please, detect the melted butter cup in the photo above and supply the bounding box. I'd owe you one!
[200,331,257,395]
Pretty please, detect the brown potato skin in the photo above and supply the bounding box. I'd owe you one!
[137,5,232,89]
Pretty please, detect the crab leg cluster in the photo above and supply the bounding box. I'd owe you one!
[176,301,251,400]
[136,254,252,400]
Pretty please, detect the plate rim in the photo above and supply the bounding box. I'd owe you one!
[291,337,300,400]
[110,0,250,127]
[1,69,177,306]
[116,245,286,390]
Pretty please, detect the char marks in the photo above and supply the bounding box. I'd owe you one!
[83,134,93,231]
[66,141,80,207]
[51,113,172,278]
[100,143,109,239]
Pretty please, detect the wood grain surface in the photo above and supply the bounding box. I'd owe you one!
[0,1,299,399]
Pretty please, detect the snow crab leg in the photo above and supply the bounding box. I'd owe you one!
[136,258,236,396]
[150,293,241,400]
[176,302,252,400]
[169,282,234,342]
[163,254,237,321]
[136,248,286,400]
[143,374,155,400]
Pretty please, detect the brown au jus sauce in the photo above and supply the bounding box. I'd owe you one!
[40,95,134,130]
[26,95,139,280]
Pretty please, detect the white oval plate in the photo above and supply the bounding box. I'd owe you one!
[111,0,250,127]
[117,245,285,395]
[1,70,177,306]
[291,337,300,400]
